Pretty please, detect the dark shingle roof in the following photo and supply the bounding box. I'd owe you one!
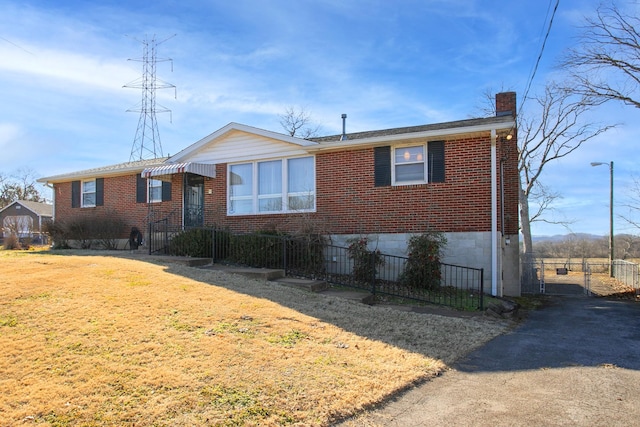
[1,200,53,217]
[308,115,513,143]
[38,157,169,183]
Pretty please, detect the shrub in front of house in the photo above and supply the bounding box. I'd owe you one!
[92,213,127,250]
[168,228,214,258]
[346,236,385,284]
[3,234,20,250]
[399,231,447,290]
[44,220,71,249]
[227,231,284,268]
[44,212,127,250]
[285,234,327,277]
[222,230,326,273]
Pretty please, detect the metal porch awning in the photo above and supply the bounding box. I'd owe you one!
[141,162,217,180]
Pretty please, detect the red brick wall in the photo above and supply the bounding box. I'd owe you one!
[206,132,519,235]
[315,136,493,233]
[53,175,183,238]
[495,91,519,236]
[52,131,520,237]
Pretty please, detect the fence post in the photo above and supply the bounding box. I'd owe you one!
[147,221,152,255]
[479,268,484,311]
[211,227,216,263]
[282,236,288,275]
[370,251,377,296]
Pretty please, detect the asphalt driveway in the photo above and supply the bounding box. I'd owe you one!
[339,296,640,426]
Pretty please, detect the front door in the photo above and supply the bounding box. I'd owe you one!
[184,173,204,227]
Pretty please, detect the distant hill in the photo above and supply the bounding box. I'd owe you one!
[532,233,604,243]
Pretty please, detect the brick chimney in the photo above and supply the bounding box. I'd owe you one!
[495,92,516,118]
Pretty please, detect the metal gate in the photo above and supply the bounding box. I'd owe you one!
[522,260,591,295]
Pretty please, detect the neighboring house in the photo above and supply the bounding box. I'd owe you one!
[0,200,53,243]
[38,92,519,296]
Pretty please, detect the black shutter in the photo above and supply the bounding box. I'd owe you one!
[95,178,104,206]
[374,146,391,187]
[71,180,80,208]
[428,141,445,183]
[161,181,172,201]
[136,175,147,203]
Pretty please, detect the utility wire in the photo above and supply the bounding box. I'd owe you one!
[519,0,560,116]
[0,36,35,55]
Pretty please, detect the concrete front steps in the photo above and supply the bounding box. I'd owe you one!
[203,264,375,305]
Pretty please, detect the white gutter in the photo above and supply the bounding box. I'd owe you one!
[491,129,499,296]
[306,120,515,152]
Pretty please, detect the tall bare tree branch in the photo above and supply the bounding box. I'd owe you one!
[561,3,640,108]
[278,106,321,138]
[518,83,616,266]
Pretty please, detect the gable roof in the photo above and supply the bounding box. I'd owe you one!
[0,200,53,217]
[169,122,318,163]
[37,115,515,184]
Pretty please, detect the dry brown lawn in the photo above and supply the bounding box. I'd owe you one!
[0,249,509,426]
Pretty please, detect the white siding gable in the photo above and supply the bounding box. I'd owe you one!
[179,129,312,164]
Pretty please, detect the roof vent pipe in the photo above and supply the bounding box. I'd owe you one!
[340,114,348,141]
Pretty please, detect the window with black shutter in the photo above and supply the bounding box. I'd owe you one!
[427,141,445,183]
[137,175,172,203]
[386,141,445,185]
[71,181,80,208]
[136,175,147,203]
[95,178,104,206]
[374,146,391,187]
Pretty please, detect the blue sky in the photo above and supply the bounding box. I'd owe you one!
[1,0,638,237]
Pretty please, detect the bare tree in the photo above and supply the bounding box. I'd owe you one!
[477,85,608,265]
[526,181,567,225]
[0,168,45,208]
[519,83,616,276]
[278,106,321,138]
[561,3,640,109]
[620,175,640,230]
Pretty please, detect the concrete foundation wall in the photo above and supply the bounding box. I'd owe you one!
[330,231,521,296]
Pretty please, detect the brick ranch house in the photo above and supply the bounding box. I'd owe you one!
[39,92,519,296]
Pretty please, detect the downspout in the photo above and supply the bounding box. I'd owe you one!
[45,183,55,220]
[491,129,499,296]
[45,182,54,246]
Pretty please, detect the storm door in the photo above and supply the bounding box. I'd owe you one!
[184,173,204,227]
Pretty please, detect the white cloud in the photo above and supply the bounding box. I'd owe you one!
[0,43,138,94]
[0,123,22,146]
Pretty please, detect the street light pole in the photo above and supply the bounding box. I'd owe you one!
[591,161,614,277]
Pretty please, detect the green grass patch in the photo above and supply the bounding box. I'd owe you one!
[0,315,18,327]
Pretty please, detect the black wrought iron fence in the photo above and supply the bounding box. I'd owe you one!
[148,223,485,310]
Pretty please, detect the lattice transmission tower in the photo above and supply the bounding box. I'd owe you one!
[124,34,176,161]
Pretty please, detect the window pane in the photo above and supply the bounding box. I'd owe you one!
[150,187,162,202]
[149,179,162,202]
[288,194,314,210]
[83,193,96,206]
[258,160,282,195]
[230,198,252,214]
[396,164,424,182]
[259,197,283,212]
[83,180,96,192]
[395,146,424,164]
[288,157,314,193]
[230,164,253,196]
